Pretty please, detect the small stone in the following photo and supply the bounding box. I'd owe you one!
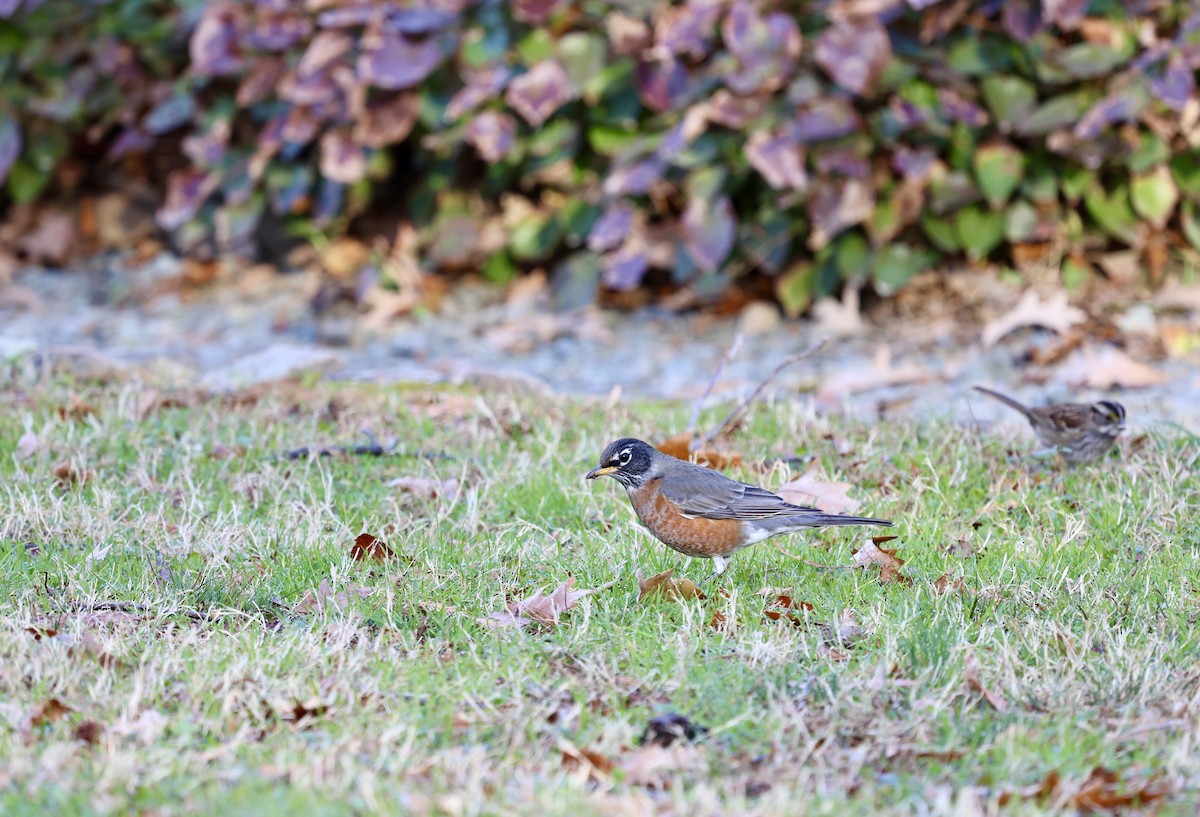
[738,301,782,336]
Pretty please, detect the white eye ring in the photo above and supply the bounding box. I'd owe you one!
[619,448,632,465]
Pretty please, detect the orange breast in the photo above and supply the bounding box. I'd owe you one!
[628,478,745,558]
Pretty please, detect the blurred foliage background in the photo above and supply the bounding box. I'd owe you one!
[0,0,1198,312]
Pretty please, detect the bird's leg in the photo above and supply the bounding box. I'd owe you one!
[702,555,728,586]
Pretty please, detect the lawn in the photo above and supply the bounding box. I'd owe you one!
[1,377,1197,816]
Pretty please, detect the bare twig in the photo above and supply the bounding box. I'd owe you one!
[700,338,828,448]
[686,332,744,444]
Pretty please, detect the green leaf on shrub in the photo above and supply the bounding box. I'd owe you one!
[834,231,870,282]
[776,262,814,318]
[483,251,518,284]
[510,211,563,262]
[517,28,555,63]
[1130,165,1179,230]
[550,251,602,309]
[928,171,980,214]
[558,32,607,96]
[980,75,1036,130]
[1060,255,1093,291]
[1126,132,1168,174]
[1084,183,1140,245]
[955,205,1004,261]
[1022,155,1059,203]
[947,35,1013,76]
[974,143,1025,208]
[1060,166,1091,204]
[5,160,50,204]
[1169,151,1200,201]
[920,212,961,253]
[588,125,638,156]
[1042,41,1133,82]
[873,243,930,295]
[1181,202,1200,252]
[1017,91,1093,136]
[1005,199,1039,243]
[868,197,898,246]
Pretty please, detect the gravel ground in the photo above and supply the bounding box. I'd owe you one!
[2,255,1197,437]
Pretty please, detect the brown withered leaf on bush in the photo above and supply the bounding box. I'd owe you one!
[28,697,72,728]
[849,538,908,584]
[776,464,862,515]
[981,289,1086,347]
[485,577,593,628]
[1057,345,1169,389]
[962,650,1007,713]
[656,433,742,469]
[636,568,705,602]
[350,532,395,562]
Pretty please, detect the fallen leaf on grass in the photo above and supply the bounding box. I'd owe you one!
[1001,767,1168,811]
[636,568,705,602]
[777,464,862,514]
[981,289,1086,347]
[16,431,41,460]
[619,743,702,788]
[561,739,615,783]
[484,577,592,628]
[932,573,969,595]
[284,698,330,724]
[25,626,58,640]
[816,346,933,404]
[28,697,72,728]
[656,432,743,469]
[850,537,909,584]
[52,461,94,487]
[295,579,372,614]
[762,593,814,627]
[56,395,95,421]
[387,476,460,501]
[74,720,104,745]
[350,532,395,562]
[639,711,707,747]
[1057,345,1169,389]
[963,650,1007,713]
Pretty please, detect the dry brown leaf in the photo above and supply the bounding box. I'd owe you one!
[25,626,58,640]
[387,476,460,501]
[349,532,395,562]
[816,346,932,403]
[763,593,814,627]
[28,697,72,728]
[963,650,1007,713]
[56,395,95,421]
[295,579,372,613]
[850,539,909,584]
[656,433,744,470]
[776,464,862,514]
[74,719,105,745]
[636,568,706,602]
[981,289,1086,347]
[1002,767,1168,811]
[485,577,593,628]
[560,740,615,783]
[1057,345,1170,389]
[932,573,969,596]
[52,461,94,487]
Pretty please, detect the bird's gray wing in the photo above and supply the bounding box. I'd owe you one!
[657,465,818,520]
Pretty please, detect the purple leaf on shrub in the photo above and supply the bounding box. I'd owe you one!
[247,11,313,51]
[143,92,196,135]
[606,12,652,56]
[657,106,708,160]
[386,6,458,34]
[722,0,801,94]
[588,203,636,253]
[106,127,151,161]
[789,98,861,143]
[1001,0,1042,43]
[892,145,936,181]
[317,5,377,28]
[268,165,312,215]
[806,178,874,250]
[183,120,231,167]
[636,57,690,113]
[656,0,722,59]
[464,110,517,162]
[282,105,321,144]
[814,147,870,179]
[702,89,768,129]
[682,194,736,273]
[190,4,244,76]
[0,0,22,18]
[603,157,665,196]
[0,115,19,185]
[905,0,945,8]
[505,61,573,127]
[1042,0,1087,30]
[319,129,367,185]
[313,179,345,227]
[814,19,891,97]
[236,57,286,106]
[278,69,340,105]
[353,92,419,148]
[298,31,353,77]
[445,68,510,122]
[602,243,649,291]
[745,130,806,191]
[157,169,216,231]
[1074,90,1144,140]
[359,31,443,90]
[889,96,927,128]
[938,88,988,126]
[1150,58,1194,111]
[512,0,565,25]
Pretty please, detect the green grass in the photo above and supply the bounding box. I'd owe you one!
[1,379,1198,815]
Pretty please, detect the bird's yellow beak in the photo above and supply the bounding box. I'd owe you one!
[586,465,617,480]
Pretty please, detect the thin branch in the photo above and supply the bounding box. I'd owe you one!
[700,338,828,448]
[686,332,744,444]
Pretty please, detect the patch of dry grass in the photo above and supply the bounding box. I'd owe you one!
[1,377,1198,815]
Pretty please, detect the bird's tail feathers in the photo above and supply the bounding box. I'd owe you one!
[973,386,1034,420]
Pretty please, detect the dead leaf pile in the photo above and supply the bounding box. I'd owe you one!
[981,289,1087,347]
[761,592,814,627]
[850,536,909,585]
[636,569,705,602]
[349,532,395,562]
[1001,766,1168,811]
[27,697,72,729]
[484,577,592,629]
[656,433,743,470]
[560,739,615,784]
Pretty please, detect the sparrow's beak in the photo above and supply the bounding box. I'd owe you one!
[586,465,617,480]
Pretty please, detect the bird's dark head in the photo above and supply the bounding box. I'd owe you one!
[1091,400,1127,436]
[586,438,656,488]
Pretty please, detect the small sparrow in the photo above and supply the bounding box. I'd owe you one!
[973,386,1126,465]
[586,438,892,582]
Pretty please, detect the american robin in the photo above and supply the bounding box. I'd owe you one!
[973,387,1126,465]
[586,438,893,581]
